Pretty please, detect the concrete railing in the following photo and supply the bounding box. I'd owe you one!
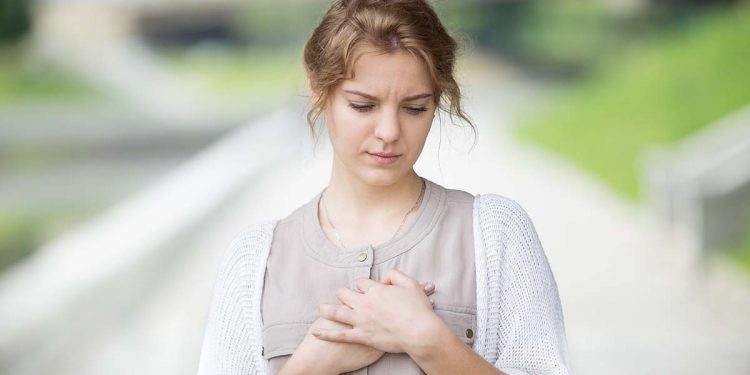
[0,105,305,374]
[641,105,750,259]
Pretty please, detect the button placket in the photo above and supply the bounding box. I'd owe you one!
[350,245,374,287]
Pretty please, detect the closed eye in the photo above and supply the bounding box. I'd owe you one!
[349,103,374,112]
[405,106,428,115]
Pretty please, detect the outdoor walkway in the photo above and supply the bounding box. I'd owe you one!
[51,56,750,375]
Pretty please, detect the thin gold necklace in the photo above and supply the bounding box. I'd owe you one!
[321,178,426,250]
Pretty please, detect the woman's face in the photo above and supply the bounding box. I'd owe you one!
[322,46,436,187]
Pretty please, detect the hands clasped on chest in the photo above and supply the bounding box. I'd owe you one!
[277,268,447,375]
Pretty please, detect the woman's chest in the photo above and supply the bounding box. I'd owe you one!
[260,233,477,374]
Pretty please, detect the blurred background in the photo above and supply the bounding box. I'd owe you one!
[0,0,749,374]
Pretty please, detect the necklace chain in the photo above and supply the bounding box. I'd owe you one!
[321,178,426,250]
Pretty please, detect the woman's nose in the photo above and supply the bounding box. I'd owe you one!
[373,108,401,143]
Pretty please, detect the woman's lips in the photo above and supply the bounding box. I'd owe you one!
[368,152,401,165]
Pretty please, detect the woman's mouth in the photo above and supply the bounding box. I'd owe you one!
[368,152,401,165]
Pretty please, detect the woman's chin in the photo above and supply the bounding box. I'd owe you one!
[357,168,414,187]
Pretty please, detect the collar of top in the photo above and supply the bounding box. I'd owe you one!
[301,178,445,267]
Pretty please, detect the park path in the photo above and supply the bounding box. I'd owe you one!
[61,55,750,375]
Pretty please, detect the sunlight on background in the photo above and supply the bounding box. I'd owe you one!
[0,0,749,374]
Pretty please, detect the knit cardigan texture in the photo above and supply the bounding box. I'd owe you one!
[197,193,571,374]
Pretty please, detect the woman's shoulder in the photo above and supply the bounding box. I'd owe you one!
[223,192,319,260]
[437,181,530,220]
[224,221,277,257]
[474,192,530,218]
[443,185,475,205]
[473,193,540,242]
[437,182,533,226]
[273,192,319,232]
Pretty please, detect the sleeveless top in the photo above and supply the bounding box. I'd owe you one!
[261,179,477,374]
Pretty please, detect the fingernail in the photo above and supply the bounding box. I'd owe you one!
[312,329,322,337]
[425,282,435,290]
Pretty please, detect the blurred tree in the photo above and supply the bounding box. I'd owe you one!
[0,0,32,44]
[442,0,746,77]
[436,0,527,55]
[438,0,616,77]
[232,0,327,48]
[644,0,746,24]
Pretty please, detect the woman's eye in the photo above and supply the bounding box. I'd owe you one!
[405,107,428,115]
[349,103,374,112]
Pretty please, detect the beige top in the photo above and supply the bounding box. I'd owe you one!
[261,179,477,374]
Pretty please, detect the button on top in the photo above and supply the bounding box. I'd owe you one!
[357,252,368,262]
[465,328,474,339]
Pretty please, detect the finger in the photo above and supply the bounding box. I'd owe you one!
[355,278,381,294]
[319,304,357,326]
[311,327,365,345]
[335,287,362,309]
[383,268,419,288]
[419,281,435,296]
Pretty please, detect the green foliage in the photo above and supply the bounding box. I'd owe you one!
[515,6,750,199]
[515,0,614,70]
[435,1,527,52]
[0,47,102,105]
[436,0,622,73]
[726,222,750,274]
[231,0,328,47]
[0,0,31,43]
[0,203,101,273]
[157,47,303,101]
[0,211,41,272]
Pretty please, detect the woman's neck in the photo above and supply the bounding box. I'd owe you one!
[322,167,424,228]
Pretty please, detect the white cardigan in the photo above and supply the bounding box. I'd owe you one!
[197,194,571,375]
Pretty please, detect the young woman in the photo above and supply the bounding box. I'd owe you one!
[197,1,570,374]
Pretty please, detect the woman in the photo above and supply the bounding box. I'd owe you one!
[198,0,570,374]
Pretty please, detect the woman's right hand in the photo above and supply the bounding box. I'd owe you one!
[278,281,436,375]
[279,316,382,375]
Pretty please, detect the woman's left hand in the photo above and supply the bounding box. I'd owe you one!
[313,269,444,354]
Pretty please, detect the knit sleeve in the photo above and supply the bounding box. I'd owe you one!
[474,194,570,375]
[197,222,275,375]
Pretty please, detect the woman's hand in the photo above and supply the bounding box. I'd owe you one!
[279,279,436,375]
[313,269,444,354]
[279,317,382,375]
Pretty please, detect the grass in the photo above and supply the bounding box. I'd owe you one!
[0,45,103,106]
[157,46,305,106]
[726,223,750,273]
[0,204,98,273]
[514,5,750,200]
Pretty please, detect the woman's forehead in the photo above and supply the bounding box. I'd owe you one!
[340,48,434,98]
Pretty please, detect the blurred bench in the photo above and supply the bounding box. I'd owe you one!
[641,105,750,259]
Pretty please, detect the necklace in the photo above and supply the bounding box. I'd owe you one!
[320,178,426,250]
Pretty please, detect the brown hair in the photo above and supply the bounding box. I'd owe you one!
[303,0,475,141]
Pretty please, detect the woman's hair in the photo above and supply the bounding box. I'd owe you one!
[303,0,475,140]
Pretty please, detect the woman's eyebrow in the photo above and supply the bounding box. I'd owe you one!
[343,90,377,100]
[403,93,434,101]
[343,90,433,101]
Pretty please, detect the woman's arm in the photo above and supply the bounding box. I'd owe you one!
[314,270,506,374]
[277,317,382,375]
[197,224,274,375]
[400,313,506,375]
[475,195,570,374]
[279,281,438,375]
